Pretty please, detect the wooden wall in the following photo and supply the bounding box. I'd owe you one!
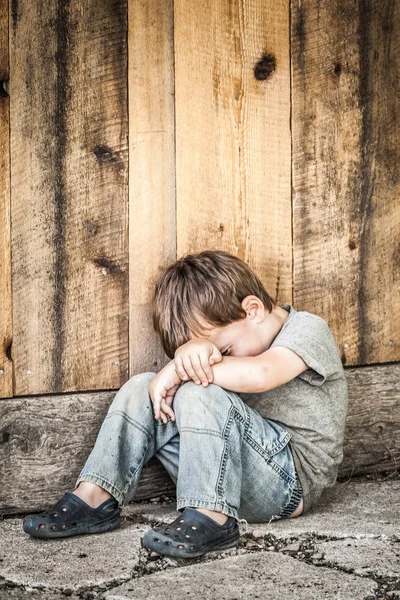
[292,0,400,368]
[7,0,129,397]
[0,0,399,513]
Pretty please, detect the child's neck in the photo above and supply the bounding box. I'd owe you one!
[263,305,290,349]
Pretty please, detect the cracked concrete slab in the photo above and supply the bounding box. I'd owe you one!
[0,582,66,600]
[0,519,148,593]
[124,480,400,539]
[251,480,400,540]
[103,551,378,600]
[316,538,400,577]
[1,479,398,597]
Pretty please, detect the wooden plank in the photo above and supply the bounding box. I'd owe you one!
[340,364,400,478]
[9,0,129,396]
[128,0,176,375]
[0,0,12,398]
[0,390,175,515]
[291,0,400,366]
[174,0,292,302]
[0,363,398,514]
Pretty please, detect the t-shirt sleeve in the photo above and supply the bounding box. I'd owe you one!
[270,314,342,387]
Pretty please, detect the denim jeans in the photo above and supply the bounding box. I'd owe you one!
[75,372,302,523]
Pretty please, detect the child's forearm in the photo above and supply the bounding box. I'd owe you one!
[209,356,268,393]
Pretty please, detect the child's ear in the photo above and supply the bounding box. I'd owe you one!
[241,296,265,322]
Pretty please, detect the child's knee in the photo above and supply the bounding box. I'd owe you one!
[174,380,231,417]
[109,372,155,415]
[120,371,155,396]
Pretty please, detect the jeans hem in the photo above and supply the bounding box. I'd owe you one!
[279,476,303,518]
[75,473,125,507]
[177,497,238,520]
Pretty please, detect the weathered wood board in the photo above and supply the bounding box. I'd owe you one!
[291,0,400,366]
[1,363,398,515]
[174,0,292,303]
[128,0,176,375]
[8,0,129,397]
[0,0,12,399]
[0,389,175,515]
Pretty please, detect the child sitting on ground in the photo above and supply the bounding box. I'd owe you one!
[23,250,348,559]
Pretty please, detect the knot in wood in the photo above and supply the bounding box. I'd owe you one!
[254,54,276,80]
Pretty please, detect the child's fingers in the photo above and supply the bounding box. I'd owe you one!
[159,408,168,424]
[199,353,214,383]
[191,355,211,386]
[152,398,161,420]
[184,356,208,386]
[174,356,190,381]
[150,391,164,421]
[160,399,175,421]
[180,357,199,383]
[210,345,223,364]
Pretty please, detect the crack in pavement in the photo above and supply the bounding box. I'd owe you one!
[1,523,398,600]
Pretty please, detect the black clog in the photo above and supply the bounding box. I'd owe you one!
[143,506,240,558]
[22,491,121,539]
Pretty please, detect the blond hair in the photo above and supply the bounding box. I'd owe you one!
[152,250,277,358]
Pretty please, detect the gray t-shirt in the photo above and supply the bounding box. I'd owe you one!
[240,304,349,514]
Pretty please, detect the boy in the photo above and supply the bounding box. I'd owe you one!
[23,250,348,559]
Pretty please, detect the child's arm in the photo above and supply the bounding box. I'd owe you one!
[175,339,309,393]
[210,346,309,392]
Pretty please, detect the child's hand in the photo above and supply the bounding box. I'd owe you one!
[174,339,222,386]
[148,361,183,424]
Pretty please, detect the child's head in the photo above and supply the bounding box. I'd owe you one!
[152,250,277,358]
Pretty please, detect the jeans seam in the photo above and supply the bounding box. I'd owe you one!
[216,405,235,501]
[243,431,295,485]
[104,410,152,439]
[243,431,291,459]
[268,456,297,485]
[176,497,238,519]
[180,427,222,438]
[122,440,151,502]
[243,404,252,436]
[279,477,303,518]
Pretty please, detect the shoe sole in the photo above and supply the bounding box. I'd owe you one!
[23,515,121,539]
[144,527,240,558]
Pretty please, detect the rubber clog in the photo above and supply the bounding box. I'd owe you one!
[143,507,240,558]
[22,491,121,539]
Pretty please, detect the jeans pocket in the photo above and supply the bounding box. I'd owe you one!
[244,408,292,460]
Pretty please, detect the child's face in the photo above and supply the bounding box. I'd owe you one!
[191,296,270,357]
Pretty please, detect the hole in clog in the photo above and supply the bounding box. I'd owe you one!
[179,519,184,523]
[52,513,57,517]
[190,546,195,550]
[62,507,67,512]
[71,523,77,527]
[153,538,159,542]
[176,527,181,531]
[164,541,171,546]
[61,525,67,529]
[178,545,184,549]
[51,525,57,530]
[185,534,190,538]
[39,524,46,529]
[191,525,197,530]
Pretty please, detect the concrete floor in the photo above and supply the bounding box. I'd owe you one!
[1,476,399,600]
